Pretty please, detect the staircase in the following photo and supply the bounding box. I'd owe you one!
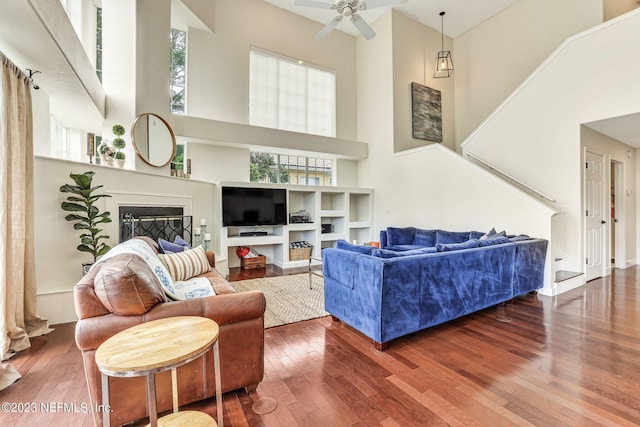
[460,9,640,295]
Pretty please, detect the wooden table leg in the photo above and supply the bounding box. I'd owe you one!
[147,373,158,427]
[171,368,179,413]
[213,341,223,427]
[101,373,110,427]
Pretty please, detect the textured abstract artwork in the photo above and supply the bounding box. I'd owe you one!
[411,82,442,142]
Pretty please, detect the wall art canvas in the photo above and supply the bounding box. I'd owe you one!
[411,82,442,142]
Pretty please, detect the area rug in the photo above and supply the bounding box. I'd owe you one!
[231,273,328,328]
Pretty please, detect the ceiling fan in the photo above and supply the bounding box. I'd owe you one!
[294,0,407,40]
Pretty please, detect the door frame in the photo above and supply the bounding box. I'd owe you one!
[611,159,626,270]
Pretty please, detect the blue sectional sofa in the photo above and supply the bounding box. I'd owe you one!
[322,227,548,350]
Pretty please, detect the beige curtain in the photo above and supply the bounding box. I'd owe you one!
[0,52,51,391]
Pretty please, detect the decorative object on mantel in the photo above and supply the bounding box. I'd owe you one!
[434,11,454,78]
[59,171,113,274]
[98,141,115,166]
[411,82,442,142]
[111,124,127,168]
[86,133,95,164]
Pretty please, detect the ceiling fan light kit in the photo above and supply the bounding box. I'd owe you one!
[434,11,454,78]
[295,0,407,40]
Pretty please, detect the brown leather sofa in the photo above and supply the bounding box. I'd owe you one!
[74,237,265,427]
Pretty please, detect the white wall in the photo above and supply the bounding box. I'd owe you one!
[185,0,358,141]
[187,143,250,183]
[461,10,640,273]
[391,11,455,151]
[356,13,555,293]
[454,0,602,149]
[34,156,216,323]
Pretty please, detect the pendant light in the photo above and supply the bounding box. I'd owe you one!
[433,11,454,78]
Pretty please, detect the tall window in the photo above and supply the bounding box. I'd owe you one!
[250,152,333,186]
[96,7,102,81]
[249,48,336,137]
[170,29,187,114]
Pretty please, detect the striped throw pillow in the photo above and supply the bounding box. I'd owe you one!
[158,245,211,281]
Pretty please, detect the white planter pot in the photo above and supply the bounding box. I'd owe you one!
[115,158,125,168]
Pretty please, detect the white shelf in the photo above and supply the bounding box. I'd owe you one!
[319,209,346,217]
[348,221,371,229]
[288,223,316,231]
[227,234,284,246]
[319,233,345,242]
[218,184,373,272]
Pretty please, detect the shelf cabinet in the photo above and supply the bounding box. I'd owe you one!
[218,183,373,274]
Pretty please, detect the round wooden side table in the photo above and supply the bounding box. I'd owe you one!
[95,316,223,427]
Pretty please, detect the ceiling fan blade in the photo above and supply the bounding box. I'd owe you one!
[295,0,335,9]
[361,0,407,10]
[317,15,344,39]
[350,14,376,40]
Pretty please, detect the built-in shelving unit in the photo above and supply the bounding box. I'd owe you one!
[218,183,373,273]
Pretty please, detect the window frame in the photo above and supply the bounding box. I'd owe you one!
[249,46,336,138]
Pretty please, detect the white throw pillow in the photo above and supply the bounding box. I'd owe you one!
[158,245,211,281]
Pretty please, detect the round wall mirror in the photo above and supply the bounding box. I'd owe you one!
[131,113,176,167]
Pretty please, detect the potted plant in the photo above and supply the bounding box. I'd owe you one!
[112,124,126,168]
[59,171,113,274]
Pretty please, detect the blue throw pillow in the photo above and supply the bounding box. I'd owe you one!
[477,236,511,247]
[372,247,437,258]
[469,231,485,240]
[158,238,188,254]
[386,227,416,246]
[174,235,191,249]
[336,240,374,255]
[436,239,481,252]
[436,230,472,244]
[413,229,436,247]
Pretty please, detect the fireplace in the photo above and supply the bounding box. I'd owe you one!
[119,206,192,244]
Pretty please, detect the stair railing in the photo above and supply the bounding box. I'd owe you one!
[466,152,556,202]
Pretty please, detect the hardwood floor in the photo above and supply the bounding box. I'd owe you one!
[3,268,640,426]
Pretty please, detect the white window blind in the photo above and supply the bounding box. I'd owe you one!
[249,48,336,137]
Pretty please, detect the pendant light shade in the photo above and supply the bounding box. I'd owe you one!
[434,11,454,78]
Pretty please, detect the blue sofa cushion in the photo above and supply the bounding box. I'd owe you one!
[372,247,437,258]
[509,234,531,242]
[336,239,374,255]
[477,236,511,247]
[436,230,472,244]
[385,244,425,252]
[414,229,436,247]
[386,227,417,246]
[436,239,481,252]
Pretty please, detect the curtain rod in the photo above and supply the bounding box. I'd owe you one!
[0,51,40,90]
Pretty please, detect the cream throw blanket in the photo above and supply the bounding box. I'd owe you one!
[92,239,214,300]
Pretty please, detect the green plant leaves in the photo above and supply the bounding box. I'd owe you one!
[60,171,112,262]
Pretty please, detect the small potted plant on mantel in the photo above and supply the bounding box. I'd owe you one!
[112,124,126,168]
[59,171,113,274]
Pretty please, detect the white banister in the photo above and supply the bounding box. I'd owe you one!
[466,152,556,202]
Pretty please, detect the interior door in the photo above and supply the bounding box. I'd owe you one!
[585,151,606,281]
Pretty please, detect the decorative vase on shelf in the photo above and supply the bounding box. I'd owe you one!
[114,158,125,168]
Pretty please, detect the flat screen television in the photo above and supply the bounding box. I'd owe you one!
[222,186,287,227]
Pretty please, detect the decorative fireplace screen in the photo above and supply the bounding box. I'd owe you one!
[119,206,192,244]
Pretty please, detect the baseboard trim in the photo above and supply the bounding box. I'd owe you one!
[539,273,586,296]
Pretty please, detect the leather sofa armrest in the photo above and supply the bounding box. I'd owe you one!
[75,291,266,352]
[206,250,216,267]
